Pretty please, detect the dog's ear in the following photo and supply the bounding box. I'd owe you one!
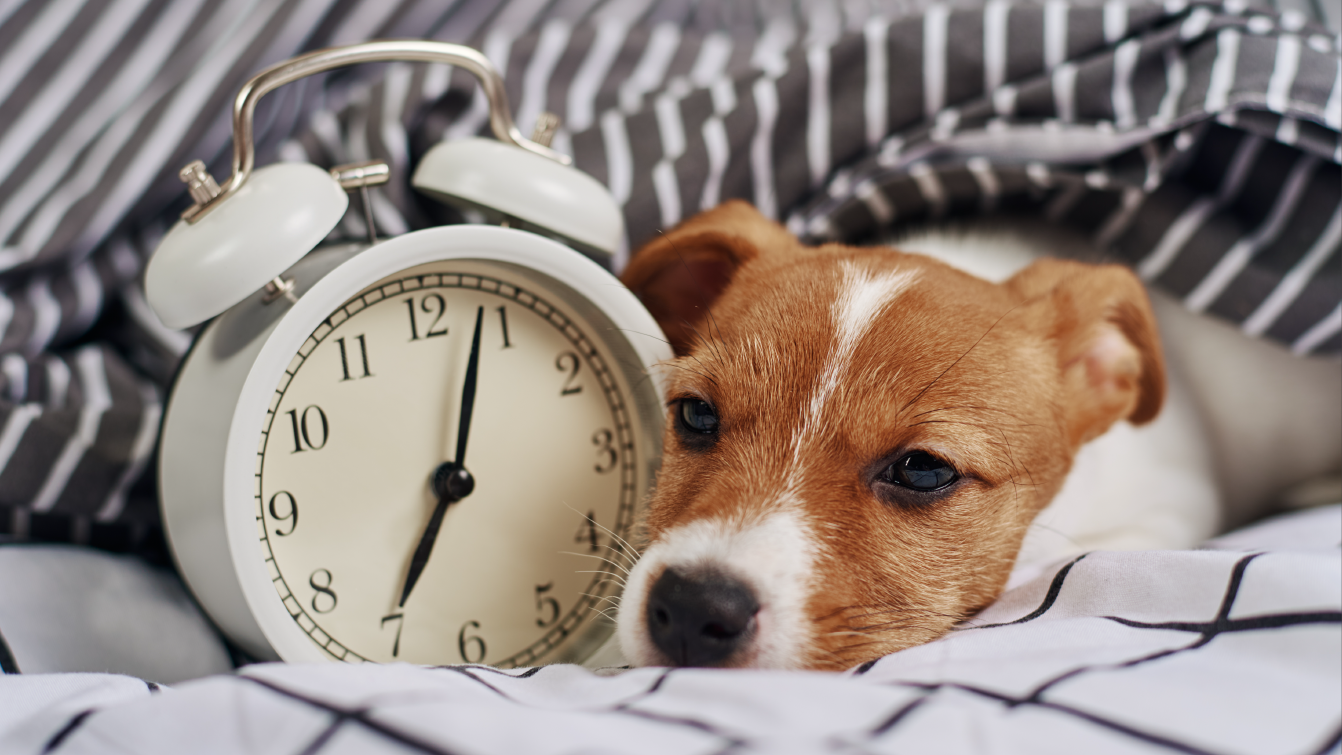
[621,200,798,355]
[1006,258,1166,446]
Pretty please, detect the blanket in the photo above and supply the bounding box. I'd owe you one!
[1,504,1337,754]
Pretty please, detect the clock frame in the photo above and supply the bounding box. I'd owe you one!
[159,226,669,664]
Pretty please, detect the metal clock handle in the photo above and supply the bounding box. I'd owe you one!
[181,39,569,223]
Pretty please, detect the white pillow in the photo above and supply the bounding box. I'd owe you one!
[0,544,231,683]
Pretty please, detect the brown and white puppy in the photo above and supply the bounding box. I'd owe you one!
[613,200,1170,672]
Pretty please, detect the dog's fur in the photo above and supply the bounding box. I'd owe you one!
[614,200,1178,671]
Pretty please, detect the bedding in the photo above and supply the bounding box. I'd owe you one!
[0,544,231,681]
[0,504,1337,754]
[0,1,1338,753]
[0,0,1338,553]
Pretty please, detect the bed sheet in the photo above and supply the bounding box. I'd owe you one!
[2,505,1336,755]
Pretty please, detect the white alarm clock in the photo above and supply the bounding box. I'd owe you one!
[148,41,670,667]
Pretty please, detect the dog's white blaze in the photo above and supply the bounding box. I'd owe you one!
[787,263,918,490]
[618,507,817,669]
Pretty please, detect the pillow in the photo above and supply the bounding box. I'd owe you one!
[0,544,231,683]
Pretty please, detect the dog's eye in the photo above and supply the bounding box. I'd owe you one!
[882,451,957,492]
[677,398,720,435]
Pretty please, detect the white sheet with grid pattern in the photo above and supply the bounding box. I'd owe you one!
[1,505,1337,755]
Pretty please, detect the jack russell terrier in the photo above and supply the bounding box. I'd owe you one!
[612,200,1341,672]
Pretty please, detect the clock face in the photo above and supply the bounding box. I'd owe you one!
[254,258,647,666]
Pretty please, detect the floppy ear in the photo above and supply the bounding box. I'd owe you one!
[1006,258,1166,446]
[621,200,798,355]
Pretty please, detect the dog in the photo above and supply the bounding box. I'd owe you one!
[611,200,1340,672]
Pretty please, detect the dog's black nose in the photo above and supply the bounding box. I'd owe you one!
[646,567,759,666]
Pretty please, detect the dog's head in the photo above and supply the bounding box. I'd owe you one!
[615,201,1165,671]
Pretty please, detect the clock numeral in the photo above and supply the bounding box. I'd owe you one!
[535,582,560,628]
[381,613,404,658]
[556,351,583,396]
[592,428,618,474]
[309,569,338,614]
[336,334,373,381]
[457,620,486,663]
[405,294,449,341]
[268,491,298,537]
[575,511,600,552]
[497,306,513,349]
[287,406,329,452]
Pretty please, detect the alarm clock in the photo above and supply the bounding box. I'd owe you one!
[148,40,670,667]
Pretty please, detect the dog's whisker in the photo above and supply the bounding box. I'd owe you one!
[580,580,625,598]
[701,302,729,364]
[1027,521,1084,549]
[585,518,643,561]
[910,403,998,418]
[659,358,721,390]
[827,604,965,622]
[582,597,624,624]
[576,567,624,580]
[562,552,633,578]
[576,569,625,587]
[574,570,629,587]
[900,302,1024,416]
[581,592,623,608]
[615,327,675,350]
[558,504,643,563]
[600,541,639,566]
[674,338,716,375]
[683,330,722,373]
[816,630,878,641]
[844,620,958,636]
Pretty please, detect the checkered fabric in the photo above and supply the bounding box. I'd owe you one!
[1,505,1337,754]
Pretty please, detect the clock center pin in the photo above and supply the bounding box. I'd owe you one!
[432,462,475,502]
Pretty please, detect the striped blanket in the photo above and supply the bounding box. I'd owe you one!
[0,0,1338,583]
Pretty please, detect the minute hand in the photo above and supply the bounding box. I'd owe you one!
[450,305,484,468]
[398,305,484,608]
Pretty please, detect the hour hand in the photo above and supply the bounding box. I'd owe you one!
[397,476,455,608]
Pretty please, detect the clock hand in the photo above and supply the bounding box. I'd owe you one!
[451,305,485,471]
[398,305,484,608]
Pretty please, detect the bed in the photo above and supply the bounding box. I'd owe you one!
[1,505,1338,754]
[0,0,1338,752]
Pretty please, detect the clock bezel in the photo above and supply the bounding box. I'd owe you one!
[209,225,669,664]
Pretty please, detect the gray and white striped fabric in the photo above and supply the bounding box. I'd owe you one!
[0,0,1338,552]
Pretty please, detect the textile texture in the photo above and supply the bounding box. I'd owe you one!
[0,0,1338,555]
[0,504,1337,754]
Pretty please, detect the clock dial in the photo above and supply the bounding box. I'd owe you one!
[255,259,644,666]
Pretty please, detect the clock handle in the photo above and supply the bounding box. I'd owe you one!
[145,39,612,330]
[182,40,569,225]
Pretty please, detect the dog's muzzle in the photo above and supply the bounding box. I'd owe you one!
[645,566,760,666]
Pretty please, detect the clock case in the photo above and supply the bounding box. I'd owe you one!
[149,41,670,665]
